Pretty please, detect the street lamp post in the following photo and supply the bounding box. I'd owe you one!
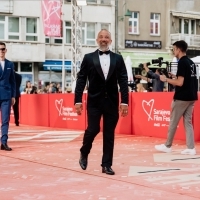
[115,0,131,54]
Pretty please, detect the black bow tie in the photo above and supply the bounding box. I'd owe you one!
[99,50,110,55]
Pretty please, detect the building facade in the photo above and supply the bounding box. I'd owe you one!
[118,0,200,74]
[0,0,115,90]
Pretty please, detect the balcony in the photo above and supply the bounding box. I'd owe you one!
[170,34,200,47]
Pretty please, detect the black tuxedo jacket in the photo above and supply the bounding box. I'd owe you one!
[75,50,128,108]
[14,72,22,98]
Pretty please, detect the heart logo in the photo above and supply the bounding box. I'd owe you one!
[142,99,154,121]
[55,99,63,116]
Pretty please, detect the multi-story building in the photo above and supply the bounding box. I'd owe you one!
[118,0,200,74]
[0,0,115,90]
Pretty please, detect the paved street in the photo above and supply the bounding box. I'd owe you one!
[0,124,200,200]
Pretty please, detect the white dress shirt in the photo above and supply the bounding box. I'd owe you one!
[99,53,110,80]
[0,60,5,71]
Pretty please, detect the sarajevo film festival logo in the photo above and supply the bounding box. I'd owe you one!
[142,99,154,121]
[55,99,63,116]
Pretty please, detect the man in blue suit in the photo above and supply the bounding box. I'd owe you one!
[0,42,16,151]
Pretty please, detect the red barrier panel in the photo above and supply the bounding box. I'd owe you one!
[48,93,86,130]
[131,92,186,140]
[192,93,200,141]
[115,93,132,134]
[17,93,200,142]
[20,94,49,126]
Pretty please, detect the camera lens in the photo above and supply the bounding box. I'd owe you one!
[138,63,143,70]
[152,59,159,64]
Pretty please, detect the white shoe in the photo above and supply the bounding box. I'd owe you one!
[155,144,172,153]
[181,148,196,155]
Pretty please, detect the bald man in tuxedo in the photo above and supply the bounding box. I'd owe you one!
[75,29,129,175]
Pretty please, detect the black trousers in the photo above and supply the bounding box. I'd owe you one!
[80,98,119,167]
[13,97,20,125]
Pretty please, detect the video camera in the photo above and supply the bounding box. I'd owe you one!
[151,57,170,78]
[127,81,136,91]
[138,57,170,78]
[152,57,163,66]
[138,62,151,71]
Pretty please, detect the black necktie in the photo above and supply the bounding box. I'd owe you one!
[99,50,110,55]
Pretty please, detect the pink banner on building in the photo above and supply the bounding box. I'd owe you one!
[41,0,62,37]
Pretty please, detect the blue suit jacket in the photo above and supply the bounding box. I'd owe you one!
[0,59,16,100]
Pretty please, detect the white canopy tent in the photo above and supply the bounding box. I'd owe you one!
[191,56,200,63]
[125,56,134,82]
[191,56,200,77]
[191,56,200,91]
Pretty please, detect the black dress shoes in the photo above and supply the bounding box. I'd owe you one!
[1,143,12,151]
[79,154,88,170]
[102,166,115,175]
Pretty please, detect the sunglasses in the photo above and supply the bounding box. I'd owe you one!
[0,48,6,51]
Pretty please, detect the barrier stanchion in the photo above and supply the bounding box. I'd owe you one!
[48,93,86,130]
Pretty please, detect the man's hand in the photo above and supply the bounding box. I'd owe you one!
[135,75,141,79]
[11,98,15,106]
[168,72,176,79]
[75,103,83,115]
[120,104,128,117]
[160,75,167,82]
[143,63,150,72]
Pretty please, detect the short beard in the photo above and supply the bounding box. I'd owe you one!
[99,44,109,51]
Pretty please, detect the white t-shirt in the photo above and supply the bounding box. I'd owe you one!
[0,60,5,70]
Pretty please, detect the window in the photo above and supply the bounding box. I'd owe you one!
[86,23,95,45]
[0,16,5,39]
[45,37,63,44]
[8,17,20,40]
[26,18,38,41]
[65,0,71,3]
[45,38,50,43]
[87,0,97,3]
[150,13,160,36]
[54,38,62,44]
[101,0,111,4]
[129,12,139,34]
[21,62,32,72]
[0,16,20,40]
[179,18,196,35]
[82,22,96,45]
[65,21,71,43]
